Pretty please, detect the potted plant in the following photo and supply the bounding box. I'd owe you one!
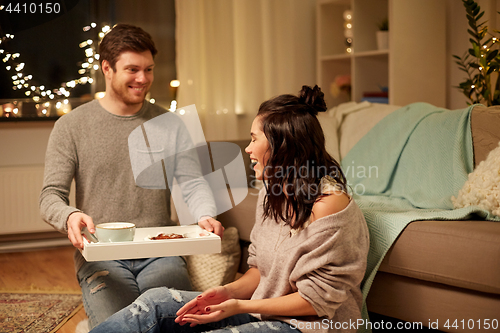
[454,0,500,106]
[376,18,389,50]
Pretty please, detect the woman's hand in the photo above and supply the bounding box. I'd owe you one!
[179,299,241,326]
[175,286,232,326]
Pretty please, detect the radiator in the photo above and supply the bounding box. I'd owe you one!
[0,165,54,234]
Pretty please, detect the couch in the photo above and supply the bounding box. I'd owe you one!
[214,102,500,332]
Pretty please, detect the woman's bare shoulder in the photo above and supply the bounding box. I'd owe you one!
[311,191,351,222]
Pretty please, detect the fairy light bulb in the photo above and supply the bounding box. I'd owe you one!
[0,22,102,108]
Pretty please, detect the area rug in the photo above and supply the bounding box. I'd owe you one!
[0,291,82,333]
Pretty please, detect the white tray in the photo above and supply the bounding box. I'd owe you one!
[80,225,221,262]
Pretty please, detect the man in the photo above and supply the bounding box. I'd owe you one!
[39,24,223,329]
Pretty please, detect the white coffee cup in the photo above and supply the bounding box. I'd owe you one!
[94,222,136,243]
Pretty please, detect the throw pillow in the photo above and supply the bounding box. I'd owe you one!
[186,227,241,291]
[452,141,500,216]
[317,112,340,161]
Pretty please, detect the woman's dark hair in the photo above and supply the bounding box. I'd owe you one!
[99,24,158,71]
[257,85,347,229]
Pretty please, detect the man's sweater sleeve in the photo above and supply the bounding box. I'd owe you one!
[39,119,80,233]
[173,122,217,222]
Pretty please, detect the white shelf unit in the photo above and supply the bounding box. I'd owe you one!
[317,0,447,108]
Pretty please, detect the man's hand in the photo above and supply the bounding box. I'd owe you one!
[67,212,95,249]
[197,217,224,237]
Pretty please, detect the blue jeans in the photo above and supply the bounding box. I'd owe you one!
[77,256,192,329]
[89,288,301,332]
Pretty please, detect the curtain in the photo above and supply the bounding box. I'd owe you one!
[175,0,317,141]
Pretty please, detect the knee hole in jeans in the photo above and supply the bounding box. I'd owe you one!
[83,270,110,295]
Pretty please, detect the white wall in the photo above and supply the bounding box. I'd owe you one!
[0,122,52,167]
[0,122,56,236]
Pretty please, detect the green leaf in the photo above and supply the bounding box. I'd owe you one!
[484,89,491,101]
[476,11,485,21]
[480,56,487,67]
[473,43,481,56]
[459,82,472,89]
[478,26,488,38]
[487,49,498,61]
[467,29,478,39]
[468,17,477,30]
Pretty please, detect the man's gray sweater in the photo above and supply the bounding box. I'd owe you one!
[39,100,216,270]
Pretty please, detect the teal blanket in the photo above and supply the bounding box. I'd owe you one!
[340,103,500,330]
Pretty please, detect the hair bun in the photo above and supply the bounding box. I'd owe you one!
[299,85,327,115]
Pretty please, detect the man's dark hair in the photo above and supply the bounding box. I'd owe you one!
[99,24,158,71]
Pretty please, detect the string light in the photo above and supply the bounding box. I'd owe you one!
[0,23,111,109]
[2,23,156,117]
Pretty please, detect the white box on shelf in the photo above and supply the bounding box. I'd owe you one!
[80,225,221,262]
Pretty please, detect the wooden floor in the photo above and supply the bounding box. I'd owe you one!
[0,245,88,333]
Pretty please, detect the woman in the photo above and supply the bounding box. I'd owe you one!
[90,85,369,333]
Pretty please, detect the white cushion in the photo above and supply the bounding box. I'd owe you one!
[452,141,500,216]
[318,102,401,161]
[318,112,340,161]
[339,103,400,159]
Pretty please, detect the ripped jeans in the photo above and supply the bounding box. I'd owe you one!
[77,257,192,329]
[89,288,301,332]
